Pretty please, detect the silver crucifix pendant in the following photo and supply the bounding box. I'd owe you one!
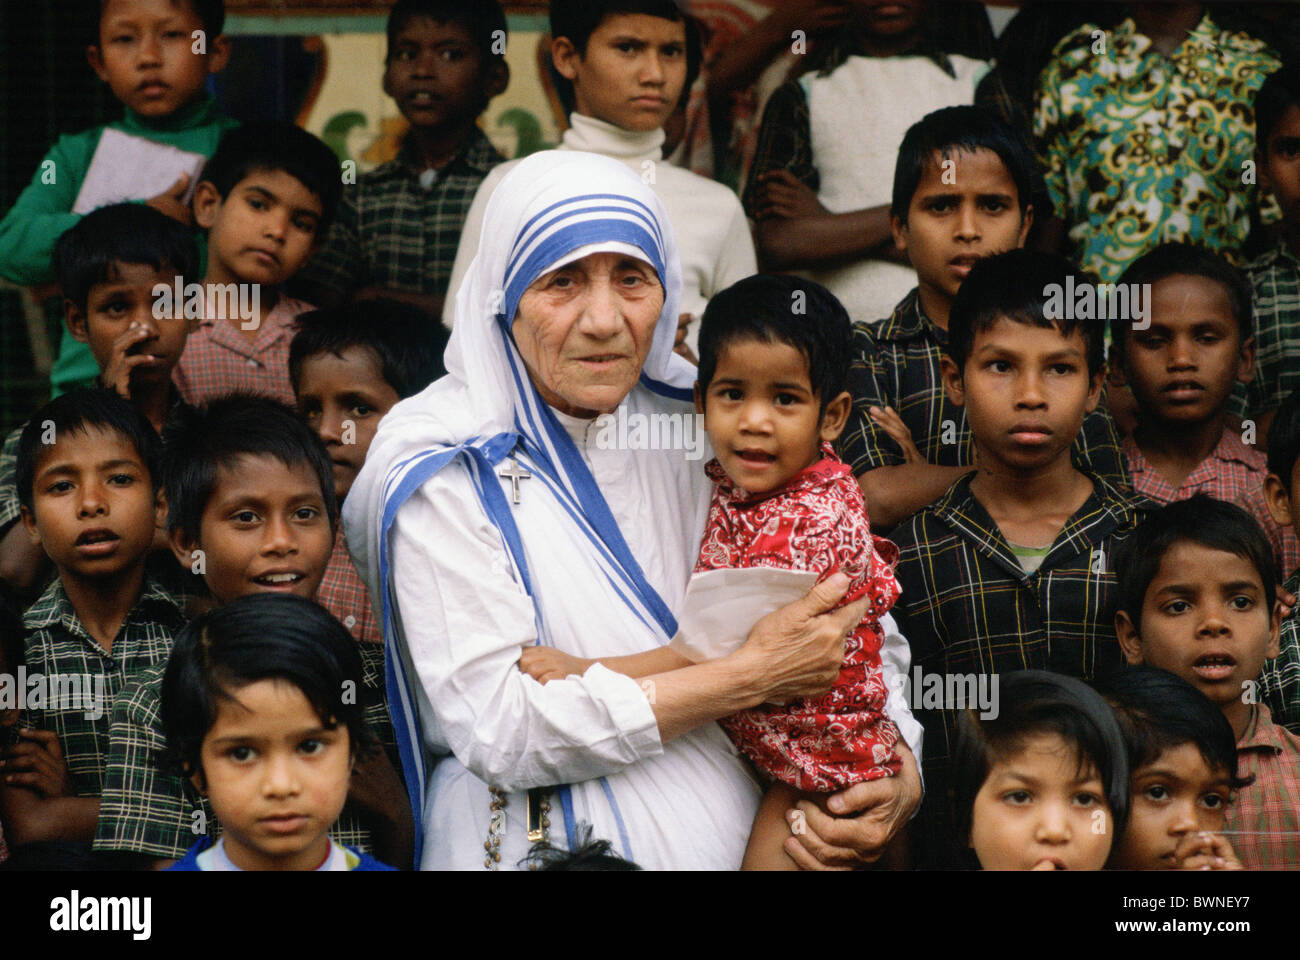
[499,458,532,505]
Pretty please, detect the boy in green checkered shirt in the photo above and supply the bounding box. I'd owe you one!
[292,0,508,321]
[0,390,182,867]
[889,249,1151,868]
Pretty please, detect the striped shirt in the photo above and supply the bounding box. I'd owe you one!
[1123,432,1300,580]
[19,576,184,798]
[173,294,311,408]
[1232,241,1300,420]
[1224,702,1300,869]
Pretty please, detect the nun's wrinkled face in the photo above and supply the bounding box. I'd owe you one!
[512,251,663,418]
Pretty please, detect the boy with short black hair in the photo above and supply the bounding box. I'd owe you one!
[0,389,181,864]
[0,202,199,597]
[1115,494,1300,870]
[1111,242,1299,580]
[0,0,236,394]
[1261,389,1300,734]
[290,300,446,642]
[1098,666,1246,871]
[447,0,754,356]
[1233,64,1300,441]
[293,0,509,322]
[842,106,1127,532]
[175,123,341,408]
[889,248,1151,868]
[93,394,412,868]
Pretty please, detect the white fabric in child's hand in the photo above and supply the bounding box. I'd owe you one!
[669,567,820,663]
[73,129,207,214]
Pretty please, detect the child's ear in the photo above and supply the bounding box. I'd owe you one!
[819,391,852,443]
[86,44,109,84]
[192,180,222,230]
[485,58,510,100]
[168,525,199,575]
[1257,149,1272,193]
[1268,595,1283,661]
[64,300,90,344]
[1114,610,1145,665]
[1236,334,1256,385]
[890,213,908,256]
[1263,473,1294,528]
[1106,341,1128,388]
[693,381,704,416]
[153,487,168,533]
[19,505,42,548]
[939,355,964,407]
[1015,202,1034,248]
[188,766,208,797]
[205,34,232,75]
[551,35,581,82]
[1085,365,1105,415]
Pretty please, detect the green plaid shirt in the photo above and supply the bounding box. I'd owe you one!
[1261,569,1300,737]
[0,425,22,534]
[19,575,183,799]
[93,629,399,860]
[891,471,1152,865]
[842,289,1130,490]
[1230,241,1300,420]
[293,129,503,306]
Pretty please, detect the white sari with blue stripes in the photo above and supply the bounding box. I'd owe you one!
[343,153,763,869]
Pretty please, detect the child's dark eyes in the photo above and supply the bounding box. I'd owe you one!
[351,404,375,418]
[1145,784,1170,801]
[230,509,260,524]
[986,360,1012,373]
[46,480,74,494]
[292,216,318,233]
[1049,363,1078,376]
[228,745,254,762]
[717,388,743,402]
[107,473,136,486]
[1072,792,1101,807]
[926,198,957,213]
[1162,598,1192,614]
[299,738,326,756]
[774,393,800,406]
[1200,792,1227,810]
[980,198,1008,212]
[294,506,322,521]
[440,48,465,63]
[1003,790,1031,805]
[247,196,266,211]
[1230,595,1254,610]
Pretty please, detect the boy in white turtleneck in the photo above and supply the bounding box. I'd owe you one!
[445,0,757,358]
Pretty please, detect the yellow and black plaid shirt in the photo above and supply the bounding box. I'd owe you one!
[19,575,184,798]
[891,470,1153,865]
[841,289,1130,492]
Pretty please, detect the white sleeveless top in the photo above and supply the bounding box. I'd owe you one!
[799,54,989,323]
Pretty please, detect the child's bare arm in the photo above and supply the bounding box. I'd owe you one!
[0,523,48,594]
[0,728,99,843]
[858,464,970,532]
[519,645,694,684]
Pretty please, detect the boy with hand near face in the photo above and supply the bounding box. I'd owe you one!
[0,0,236,395]
[1115,495,1300,870]
[0,203,199,597]
[1111,243,1299,580]
[293,0,509,322]
[0,390,182,867]
[93,396,412,868]
[841,106,1126,533]
[289,301,447,643]
[446,0,755,358]
[1099,667,1245,871]
[174,123,341,408]
[888,248,1152,868]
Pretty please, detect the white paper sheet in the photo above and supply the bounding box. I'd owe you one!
[72,128,207,214]
[668,567,820,663]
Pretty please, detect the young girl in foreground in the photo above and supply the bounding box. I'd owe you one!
[161,594,394,871]
[951,671,1130,871]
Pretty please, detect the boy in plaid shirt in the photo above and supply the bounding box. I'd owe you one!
[1111,243,1299,579]
[174,123,341,408]
[0,390,182,866]
[289,300,446,644]
[93,397,411,868]
[292,0,508,322]
[842,106,1126,533]
[1116,496,1300,870]
[889,250,1152,868]
[1261,390,1300,735]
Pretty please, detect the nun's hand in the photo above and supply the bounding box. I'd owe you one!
[734,572,862,705]
[783,743,920,870]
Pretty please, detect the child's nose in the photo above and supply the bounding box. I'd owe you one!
[1169,801,1199,837]
[738,399,772,432]
[261,515,298,555]
[77,482,108,517]
[261,752,300,798]
[1035,804,1072,844]
[955,201,980,240]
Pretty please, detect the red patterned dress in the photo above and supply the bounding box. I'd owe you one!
[698,442,902,791]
